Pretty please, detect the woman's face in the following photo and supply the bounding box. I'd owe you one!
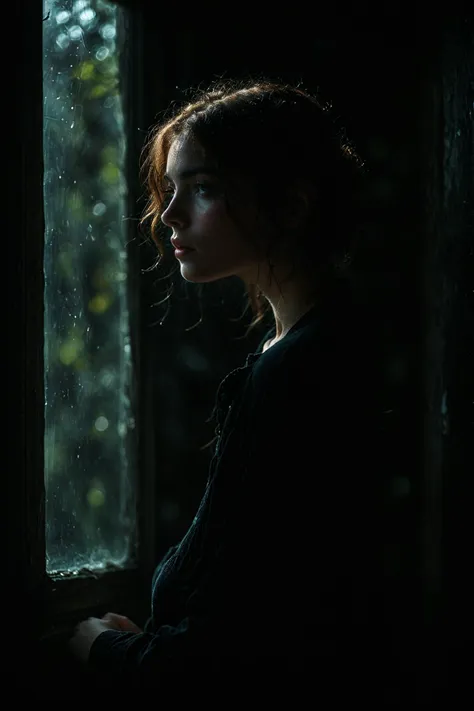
[161,132,266,285]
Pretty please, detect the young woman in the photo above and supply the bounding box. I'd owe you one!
[70,78,390,691]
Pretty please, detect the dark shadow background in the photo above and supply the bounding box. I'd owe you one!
[9,1,472,702]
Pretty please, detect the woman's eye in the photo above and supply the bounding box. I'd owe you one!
[162,182,215,205]
[194,183,213,196]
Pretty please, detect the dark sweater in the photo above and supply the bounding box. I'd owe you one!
[88,279,396,689]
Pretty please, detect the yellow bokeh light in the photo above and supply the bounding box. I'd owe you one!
[59,338,82,365]
[101,162,120,184]
[89,293,112,314]
[90,84,109,99]
[87,487,105,508]
[73,60,95,81]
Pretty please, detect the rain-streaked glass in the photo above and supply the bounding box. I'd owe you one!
[43,0,136,575]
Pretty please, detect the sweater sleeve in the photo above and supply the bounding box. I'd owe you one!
[87,462,301,682]
[88,541,299,685]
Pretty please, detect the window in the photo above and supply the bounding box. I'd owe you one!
[43,0,136,577]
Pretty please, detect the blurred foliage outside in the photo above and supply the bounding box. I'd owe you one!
[43,0,136,574]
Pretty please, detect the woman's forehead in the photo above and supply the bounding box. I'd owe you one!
[165,132,258,198]
[166,133,210,171]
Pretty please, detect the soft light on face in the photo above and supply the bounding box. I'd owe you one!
[161,133,265,285]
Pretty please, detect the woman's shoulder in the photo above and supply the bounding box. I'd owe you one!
[251,293,381,394]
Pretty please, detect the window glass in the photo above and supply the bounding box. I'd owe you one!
[43,0,136,575]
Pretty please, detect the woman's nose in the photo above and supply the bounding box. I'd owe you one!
[161,197,187,229]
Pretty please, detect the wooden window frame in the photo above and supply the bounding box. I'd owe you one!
[15,0,155,641]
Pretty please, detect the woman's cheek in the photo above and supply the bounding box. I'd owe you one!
[197,201,229,229]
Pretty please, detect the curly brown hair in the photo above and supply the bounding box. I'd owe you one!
[139,77,368,336]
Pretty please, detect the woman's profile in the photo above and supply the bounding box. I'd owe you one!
[69,78,391,692]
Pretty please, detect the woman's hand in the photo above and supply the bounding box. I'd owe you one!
[101,612,143,634]
[69,612,143,663]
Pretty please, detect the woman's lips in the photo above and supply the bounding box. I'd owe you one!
[171,238,194,250]
[174,247,195,258]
